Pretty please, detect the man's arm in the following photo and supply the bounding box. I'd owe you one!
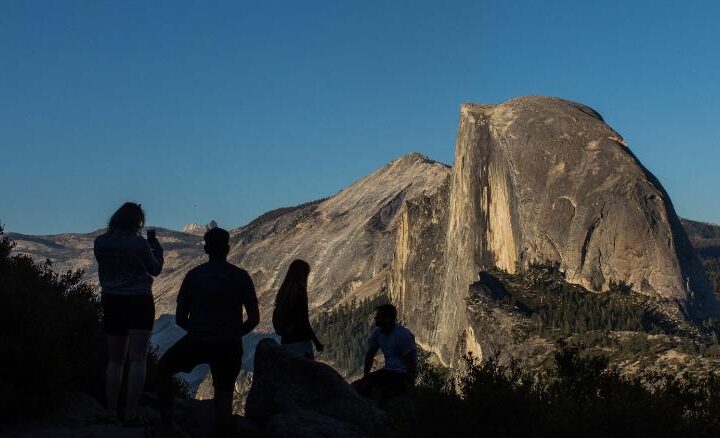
[404,351,418,383]
[240,272,260,336]
[175,273,192,331]
[364,330,380,376]
[400,330,418,384]
[364,346,379,377]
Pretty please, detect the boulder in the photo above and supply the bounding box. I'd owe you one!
[245,339,386,437]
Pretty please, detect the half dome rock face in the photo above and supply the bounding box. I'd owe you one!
[428,96,718,363]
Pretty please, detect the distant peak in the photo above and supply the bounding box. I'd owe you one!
[389,153,446,168]
[182,220,218,234]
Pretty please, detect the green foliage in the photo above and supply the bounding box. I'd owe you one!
[314,294,389,375]
[490,264,670,335]
[526,260,565,286]
[531,285,662,334]
[0,227,186,421]
[700,255,720,299]
[607,279,634,295]
[0,226,106,420]
[391,344,720,437]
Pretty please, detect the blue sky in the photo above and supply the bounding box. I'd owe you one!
[1,1,718,234]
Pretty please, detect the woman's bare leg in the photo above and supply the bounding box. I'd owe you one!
[106,335,129,415]
[125,329,152,419]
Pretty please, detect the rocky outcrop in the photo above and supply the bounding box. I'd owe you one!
[392,96,719,365]
[245,339,385,437]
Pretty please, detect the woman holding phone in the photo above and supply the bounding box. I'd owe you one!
[94,202,163,422]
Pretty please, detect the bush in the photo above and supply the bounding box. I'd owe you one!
[0,227,186,421]
[391,343,720,437]
[0,226,106,420]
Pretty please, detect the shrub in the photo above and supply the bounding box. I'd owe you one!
[0,226,106,421]
[392,343,720,437]
[0,227,186,421]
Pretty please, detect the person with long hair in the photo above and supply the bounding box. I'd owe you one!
[93,202,163,423]
[272,259,324,359]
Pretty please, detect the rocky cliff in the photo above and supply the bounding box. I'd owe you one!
[390,96,718,364]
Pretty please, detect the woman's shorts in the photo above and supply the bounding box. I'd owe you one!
[101,293,155,335]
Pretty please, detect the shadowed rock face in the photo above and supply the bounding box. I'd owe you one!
[392,96,718,364]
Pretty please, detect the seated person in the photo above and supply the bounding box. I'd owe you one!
[354,304,417,403]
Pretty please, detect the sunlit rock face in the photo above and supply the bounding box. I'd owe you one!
[389,178,450,353]
[393,96,718,364]
[209,153,449,330]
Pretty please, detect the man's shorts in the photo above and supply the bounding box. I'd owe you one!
[354,368,409,400]
[101,293,155,335]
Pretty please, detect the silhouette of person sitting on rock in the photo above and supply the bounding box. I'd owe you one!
[156,227,259,434]
[353,304,418,405]
[272,259,324,359]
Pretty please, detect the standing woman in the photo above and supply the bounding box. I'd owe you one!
[94,202,163,422]
[272,259,324,359]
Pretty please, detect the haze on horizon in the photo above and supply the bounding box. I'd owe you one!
[2,0,719,235]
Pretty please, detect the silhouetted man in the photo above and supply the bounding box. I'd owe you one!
[354,304,417,405]
[157,227,259,433]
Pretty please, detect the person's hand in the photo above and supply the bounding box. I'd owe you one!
[147,230,159,245]
[148,236,161,249]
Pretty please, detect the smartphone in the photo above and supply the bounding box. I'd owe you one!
[147,229,156,240]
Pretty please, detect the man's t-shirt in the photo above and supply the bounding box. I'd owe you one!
[176,261,257,342]
[367,324,417,373]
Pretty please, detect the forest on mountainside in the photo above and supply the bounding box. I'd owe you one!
[314,294,389,377]
[701,255,720,298]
